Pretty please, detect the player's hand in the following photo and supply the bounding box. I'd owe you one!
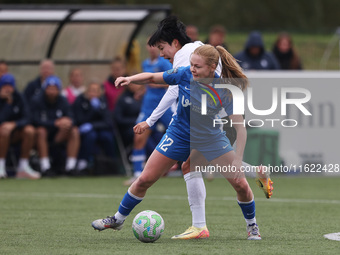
[133,121,150,134]
[115,77,131,87]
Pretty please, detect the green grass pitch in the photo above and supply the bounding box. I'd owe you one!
[1,176,339,255]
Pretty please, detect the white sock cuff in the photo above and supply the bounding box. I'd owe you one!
[184,171,202,182]
[131,154,146,162]
[40,157,50,171]
[128,188,144,200]
[237,196,254,204]
[133,171,142,178]
[66,157,77,170]
[0,158,6,168]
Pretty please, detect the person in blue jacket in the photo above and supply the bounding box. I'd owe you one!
[73,82,115,173]
[0,73,41,179]
[31,76,80,176]
[234,31,280,70]
[125,43,173,186]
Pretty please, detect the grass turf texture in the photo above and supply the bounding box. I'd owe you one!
[1,176,339,255]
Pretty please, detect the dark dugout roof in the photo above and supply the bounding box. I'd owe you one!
[0,4,171,65]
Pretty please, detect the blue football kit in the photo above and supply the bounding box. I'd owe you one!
[156,66,234,162]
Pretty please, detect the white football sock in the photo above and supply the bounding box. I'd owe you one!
[245,217,257,226]
[184,171,206,228]
[77,159,88,171]
[0,158,5,170]
[133,171,142,178]
[18,159,29,171]
[242,161,257,178]
[114,211,127,223]
[40,157,50,172]
[65,157,77,171]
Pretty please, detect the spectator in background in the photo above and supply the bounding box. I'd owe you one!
[114,83,143,148]
[62,68,86,104]
[73,82,115,173]
[0,60,8,77]
[125,44,173,186]
[31,76,79,176]
[186,25,199,42]
[0,74,40,179]
[24,59,55,102]
[272,33,302,70]
[205,25,228,49]
[103,57,127,112]
[235,31,280,70]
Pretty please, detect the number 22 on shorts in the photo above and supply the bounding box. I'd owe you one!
[158,135,174,152]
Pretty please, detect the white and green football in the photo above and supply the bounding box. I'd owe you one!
[132,210,165,243]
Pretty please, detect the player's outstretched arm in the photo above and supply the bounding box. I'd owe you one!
[145,85,178,127]
[115,72,165,87]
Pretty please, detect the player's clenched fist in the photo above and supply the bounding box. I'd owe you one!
[115,77,131,87]
[133,121,150,134]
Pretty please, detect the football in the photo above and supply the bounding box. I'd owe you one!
[132,210,165,243]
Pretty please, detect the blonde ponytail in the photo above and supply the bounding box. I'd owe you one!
[193,45,248,91]
[215,46,248,91]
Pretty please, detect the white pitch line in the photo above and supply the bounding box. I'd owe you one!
[1,192,340,205]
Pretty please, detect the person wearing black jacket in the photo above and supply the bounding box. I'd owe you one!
[0,74,40,179]
[23,59,55,102]
[73,82,115,172]
[114,83,143,148]
[234,31,280,70]
[31,76,79,176]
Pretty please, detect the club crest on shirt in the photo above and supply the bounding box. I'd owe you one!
[167,68,178,74]
[181,95,191,107]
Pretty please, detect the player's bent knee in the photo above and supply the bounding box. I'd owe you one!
[134,133,147,149]
[232,179,251,194]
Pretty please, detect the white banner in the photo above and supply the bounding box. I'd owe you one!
[244,71,340,175]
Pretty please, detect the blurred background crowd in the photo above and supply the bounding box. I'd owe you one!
[0,26,304,179]
[0,0,339,179]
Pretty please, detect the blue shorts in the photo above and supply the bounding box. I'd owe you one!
[156,130,233,162]
[156,131,190,162]
[192,133,233,162]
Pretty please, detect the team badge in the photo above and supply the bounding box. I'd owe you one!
[167,68,178,74]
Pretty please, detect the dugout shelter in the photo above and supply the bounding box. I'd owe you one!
[0,4,171,90]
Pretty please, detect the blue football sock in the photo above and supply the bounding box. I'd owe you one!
[238,198,256,225]
[131,148,146,175]
[118,189,143,216]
